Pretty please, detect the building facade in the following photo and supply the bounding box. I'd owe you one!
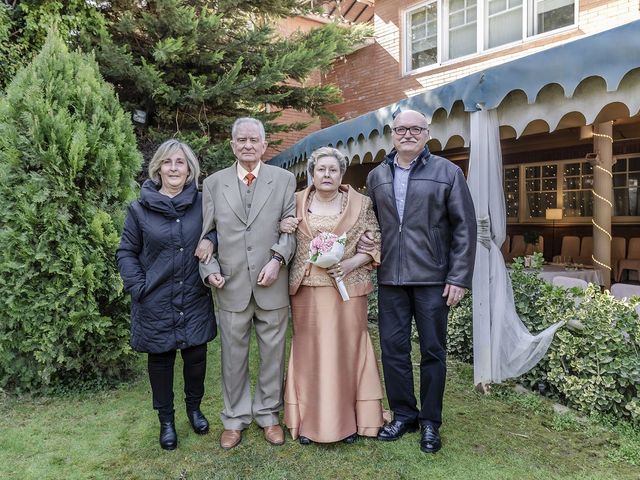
[269,1,640,280]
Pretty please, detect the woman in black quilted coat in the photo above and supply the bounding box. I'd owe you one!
[117,140,217,450]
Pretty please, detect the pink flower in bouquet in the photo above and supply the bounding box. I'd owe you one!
[309,232,339,258]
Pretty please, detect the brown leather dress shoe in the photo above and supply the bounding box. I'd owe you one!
[263,424,285,446]
[220,429,242,450]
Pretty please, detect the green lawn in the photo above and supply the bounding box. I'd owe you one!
[1,325,638,480]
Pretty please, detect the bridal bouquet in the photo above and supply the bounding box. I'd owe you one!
[309,232,349,301]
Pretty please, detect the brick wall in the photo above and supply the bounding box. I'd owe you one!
[322,0,640,121]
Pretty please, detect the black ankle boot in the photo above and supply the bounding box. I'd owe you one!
[187,409,209,435]
[159,420,177,450]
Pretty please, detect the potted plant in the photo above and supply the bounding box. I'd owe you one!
[523,231,542,265]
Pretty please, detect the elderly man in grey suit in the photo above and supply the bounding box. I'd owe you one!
[200,117,296,449]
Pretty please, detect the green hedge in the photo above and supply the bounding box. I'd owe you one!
[0,31,142,392]
[368,259,640,424]
[449,259,640,424]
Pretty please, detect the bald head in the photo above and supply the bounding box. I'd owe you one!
[393,110,428,128]
[392,110,430,165]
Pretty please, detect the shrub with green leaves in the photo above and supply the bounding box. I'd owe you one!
[443,258,640,424]
[0,31,142,392]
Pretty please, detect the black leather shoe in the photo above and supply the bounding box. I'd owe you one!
[187,409,209,435]
[420,424,441,453]
[342,433,358,444]
[377,419,419,441]
[299,436,312,445]
[159,421,177,450]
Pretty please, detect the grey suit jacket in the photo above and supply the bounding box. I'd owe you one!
[199,162,296,312]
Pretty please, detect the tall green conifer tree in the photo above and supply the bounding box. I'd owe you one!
[83,0,370,172]
[0,31,142,392]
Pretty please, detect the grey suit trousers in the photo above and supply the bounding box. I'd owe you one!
[218,295,288,430]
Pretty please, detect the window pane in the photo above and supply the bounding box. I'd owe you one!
[526,179,540,191]
[564,177,579,190]
[409,5,438,70]
[487,2,522,48]
[561,161,592,217]
[614,173,627,187]
[536,0,574,34]
[525,166,540,178]
[614,187,639,216]
[581,175,593,190]
[629,157,640,171]
[563,163,580,176]
[527,192,556,218]
[563,191,592,217]
[613,158,627,173]
[488,0,506,15]
[450,11,465,27]
[504,166,520,218]
[448,0,477,59]
[542,164,557,177]
[449,23,477,58]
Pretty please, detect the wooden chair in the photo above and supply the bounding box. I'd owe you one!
[611,237,626,282]
[617,238,640,282]
[553,236,580,263]
[575,236,592,265]
[505,235,526,262]
[500,235,510,259]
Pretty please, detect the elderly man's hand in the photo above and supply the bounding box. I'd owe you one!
[257,259,281,287]
[207,273,225,289]
[443,284,466,306]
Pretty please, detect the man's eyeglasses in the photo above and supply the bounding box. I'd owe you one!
[392,126,428,136]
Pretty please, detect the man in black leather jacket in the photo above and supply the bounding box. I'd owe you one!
[365,109,476,453]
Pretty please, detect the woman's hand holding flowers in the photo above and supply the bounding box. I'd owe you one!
[327,257,357,282]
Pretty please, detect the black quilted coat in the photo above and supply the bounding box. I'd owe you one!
[116,180,216,353]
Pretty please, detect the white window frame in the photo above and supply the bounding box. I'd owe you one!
[612,153,640,223]
[403,0,578,75]
[530,0,578,37]
[404,0,441,74]
[443,0,478,61]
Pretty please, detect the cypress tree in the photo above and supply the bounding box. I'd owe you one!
[0,0,106,91]
[0,30,142,392]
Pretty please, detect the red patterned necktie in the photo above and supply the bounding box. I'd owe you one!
[245,173,255,186]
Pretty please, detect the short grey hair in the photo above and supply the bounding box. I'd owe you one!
[148,139,200,186]
[307,147,348,177]
[232,117,266,142]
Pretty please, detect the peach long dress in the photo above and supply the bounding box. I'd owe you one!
[284,207,384,443]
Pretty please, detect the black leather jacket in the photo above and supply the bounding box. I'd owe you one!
[366,147,477,289]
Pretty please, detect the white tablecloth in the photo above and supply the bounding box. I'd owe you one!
[537,264,604,286]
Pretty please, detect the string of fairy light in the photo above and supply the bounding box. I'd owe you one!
[590,127,614,271]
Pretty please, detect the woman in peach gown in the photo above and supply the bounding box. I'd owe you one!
[282,147,384,445]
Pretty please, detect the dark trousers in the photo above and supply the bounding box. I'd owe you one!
[147,343,208,421]
[378,285,449,428]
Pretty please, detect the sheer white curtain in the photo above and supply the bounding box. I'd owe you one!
[467,108,564,384]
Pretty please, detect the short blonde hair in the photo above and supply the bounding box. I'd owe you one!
[307,147,348,177]
[148,139,200,186]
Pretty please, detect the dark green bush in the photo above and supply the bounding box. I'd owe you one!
[0,31,142,392]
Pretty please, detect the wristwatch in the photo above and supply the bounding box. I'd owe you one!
[271,253,286,266]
